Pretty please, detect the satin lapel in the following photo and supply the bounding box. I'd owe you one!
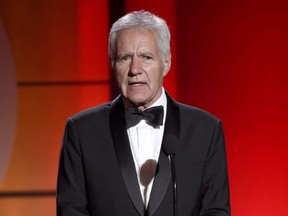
[147,93,180,216]
[110,96,145,216]
[146,151,171,216]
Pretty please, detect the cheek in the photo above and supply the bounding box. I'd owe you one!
[152,68,165,81]
[116,75,129,91]
[116,74,125,86]
[114,67,126,81]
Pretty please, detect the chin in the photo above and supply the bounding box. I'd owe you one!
[125,97,149,108]
[130,99,147,107]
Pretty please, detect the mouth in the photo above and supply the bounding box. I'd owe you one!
[128,81,146,86]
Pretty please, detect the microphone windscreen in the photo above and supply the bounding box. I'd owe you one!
[162,134,179,155]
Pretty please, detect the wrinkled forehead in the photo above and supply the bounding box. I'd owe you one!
[116,27,158,41]
[116,29,160,54]
[115,28,160,50]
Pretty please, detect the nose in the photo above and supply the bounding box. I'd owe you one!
[129,57,142,76]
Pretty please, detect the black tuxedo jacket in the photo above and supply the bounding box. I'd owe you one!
[57,93,230,216]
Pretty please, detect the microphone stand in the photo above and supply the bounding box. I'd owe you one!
[163,134,179,216]
[168,153,177,216]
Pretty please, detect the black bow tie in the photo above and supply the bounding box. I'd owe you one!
[125,105,164,128]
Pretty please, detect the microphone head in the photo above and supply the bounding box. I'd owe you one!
[162,134,179,155]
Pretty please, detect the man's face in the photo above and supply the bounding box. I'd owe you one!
[113,28,171,110]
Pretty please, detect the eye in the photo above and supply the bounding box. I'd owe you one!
[120,55,132,61]
[142,55,153,60]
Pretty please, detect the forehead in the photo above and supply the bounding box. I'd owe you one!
[116,28,159,49]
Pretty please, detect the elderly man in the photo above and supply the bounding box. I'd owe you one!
[57,10,230,216]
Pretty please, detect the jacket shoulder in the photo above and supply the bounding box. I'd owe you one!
[70,102,112,123]
[177,102,220,124]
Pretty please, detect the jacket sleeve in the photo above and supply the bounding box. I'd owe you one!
[199,120,231,216]
[57,118,89,216]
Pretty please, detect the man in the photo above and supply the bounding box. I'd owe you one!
[57,10,230,216]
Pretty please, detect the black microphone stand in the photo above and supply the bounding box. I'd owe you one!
[168,153,177,216]
[162,134,179,216]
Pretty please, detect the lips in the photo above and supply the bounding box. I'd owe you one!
[128,81,146,85]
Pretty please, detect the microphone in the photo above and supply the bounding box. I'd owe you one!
[162,134,179,216]
[162,134,178,156]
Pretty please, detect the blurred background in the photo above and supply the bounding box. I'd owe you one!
[0,0,287,215]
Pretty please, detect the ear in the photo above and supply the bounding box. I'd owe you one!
[163,53,171,77]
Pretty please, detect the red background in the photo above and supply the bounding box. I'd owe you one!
[0,0,287,215]
[176,1,288,215]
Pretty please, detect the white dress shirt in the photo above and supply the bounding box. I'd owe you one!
[127,88,167,207]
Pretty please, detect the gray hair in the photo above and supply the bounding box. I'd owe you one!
[109,10,171,67]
